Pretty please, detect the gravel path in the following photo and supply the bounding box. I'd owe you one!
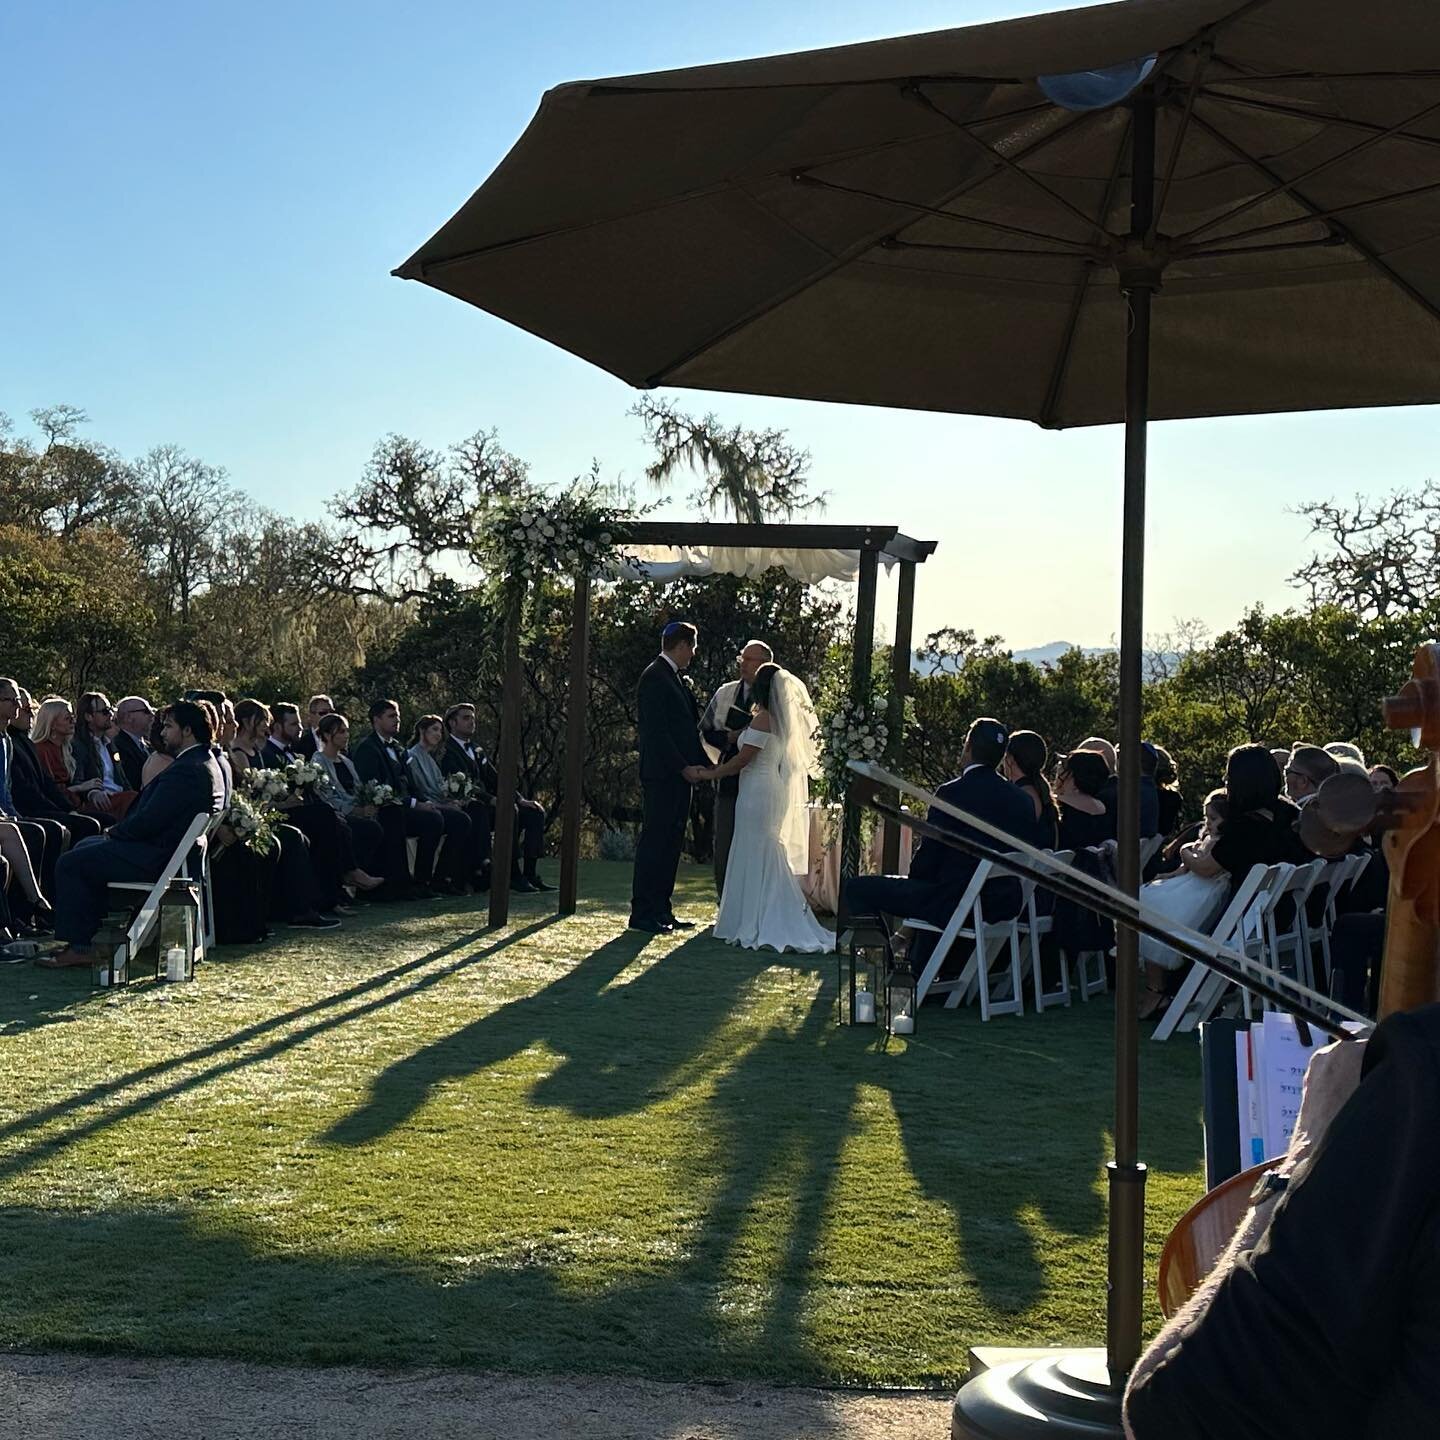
[0,1352,952,1439]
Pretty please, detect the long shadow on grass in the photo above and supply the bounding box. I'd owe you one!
[0,917,558,1185]
[323,927,765,1145]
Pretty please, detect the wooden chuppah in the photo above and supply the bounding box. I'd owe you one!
[486,521,937,926]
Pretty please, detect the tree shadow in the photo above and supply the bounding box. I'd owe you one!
[0,917,559,1186]
[324,927,768,1147]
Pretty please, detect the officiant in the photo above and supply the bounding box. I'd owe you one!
[700,640,773,896]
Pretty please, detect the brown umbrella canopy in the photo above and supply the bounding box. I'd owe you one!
[397,0,1440,427]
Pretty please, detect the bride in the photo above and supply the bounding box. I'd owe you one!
[699,663,832,953]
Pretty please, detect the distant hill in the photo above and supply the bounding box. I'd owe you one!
[1012,641,1111,667]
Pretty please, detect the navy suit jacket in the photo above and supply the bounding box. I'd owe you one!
[109,744,225,862]
[909,765,1039,906]
[115,731,149,792]
[636,658,706,783]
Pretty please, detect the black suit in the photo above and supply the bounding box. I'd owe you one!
[352,729,444,887]
[630,656,706,926]
[54,743,225,946]
[115,731,149,792]
[844,765,1039,972]
[5,727,103,893]
[438,734,545,880]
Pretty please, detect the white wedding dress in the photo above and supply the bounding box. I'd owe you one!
[713,680,832,954]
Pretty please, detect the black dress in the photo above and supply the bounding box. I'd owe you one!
[1058,802,1115,853]
[1015,776,1059,850]
[1209,800,1308,886]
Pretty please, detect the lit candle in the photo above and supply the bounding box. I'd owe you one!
[890,1012,915,1035]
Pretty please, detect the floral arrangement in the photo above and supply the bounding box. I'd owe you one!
[242,768,290,805]
[356,779,399,808]
[818,695,891,801]
[283,758,330,796]
[477,473,644,587]
[444,771,476,801]
[221,792,279,855]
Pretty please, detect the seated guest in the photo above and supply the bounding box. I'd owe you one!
[112,696,156,790]
[1182,743,1308,890]
[405,714,474,894]
[0,679,90,909]
[32,696,113,821]
[440,702,550,892]
[261,702,305,769]
[1078,735,1120,823]
[304,713,386,890]
[1152,744,1184,838]
[352,699,445,900]
[1002,729,1058,849]
[297,695,335,758]
[5,686,103,849]
[1284,743,1339,807]
[140,705,174,787]
[232,699,356,913]
[37,699,225,969]
[842,718,1036,972]
[1137,790,1231,1019]
[71,691,138,821]
[1369,763,1399,792]
[1132,741,1163,838]
[1055,750,1116,852]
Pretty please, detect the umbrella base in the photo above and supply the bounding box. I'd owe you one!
[951,1348,1122,1439]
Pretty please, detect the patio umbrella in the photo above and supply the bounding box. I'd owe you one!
[396,0,1440,1431]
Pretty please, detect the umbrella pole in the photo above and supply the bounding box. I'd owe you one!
[952,88,1158,1440]
[1108,84,1157,1387]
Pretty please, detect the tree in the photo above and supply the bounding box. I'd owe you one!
[1291,483,1440,618]
[634,397,822,522]
[130,445,233,623]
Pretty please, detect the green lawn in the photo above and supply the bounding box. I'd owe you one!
[0,862,1203,1387]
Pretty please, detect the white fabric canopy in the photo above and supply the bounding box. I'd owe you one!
[609,544,889,585]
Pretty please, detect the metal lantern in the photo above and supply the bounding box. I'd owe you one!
[838,920,890,1026]
[887,960,917,1037]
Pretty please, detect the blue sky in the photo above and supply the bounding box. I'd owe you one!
[5,0,1436,650]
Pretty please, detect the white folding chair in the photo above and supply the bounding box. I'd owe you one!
[1264,858,1326,998]
[105,811,217,980]
[1015,850,1073,1011]
[902,858,1026,1019]
[1152,864,1273,1041]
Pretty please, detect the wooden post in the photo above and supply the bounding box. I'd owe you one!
[488,584,525,928]
[558,572,592,915]
[882,559,917,873]
[841,548,879,891]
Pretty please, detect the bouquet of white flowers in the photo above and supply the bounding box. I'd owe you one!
[283,758,329,796]
[819,696,890,800]
[242,767,290,805]
[221,792,279,855]
[443,770,476,801]
[356,779,399,808]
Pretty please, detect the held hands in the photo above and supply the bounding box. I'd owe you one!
[682,764,709,784]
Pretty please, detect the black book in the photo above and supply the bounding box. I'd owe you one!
[724,704,753,733]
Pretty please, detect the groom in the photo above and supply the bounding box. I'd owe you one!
[629,621,708,933]
[700,638,772,896]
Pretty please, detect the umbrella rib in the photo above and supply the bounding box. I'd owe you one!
[1181,233,1348,260]
[794,172,1095,251]
[907,83,1113,237]
[1186,109,1440,330]
[1178,92,1440,244]
[1038,110,1132,430]
[1193,176,1440,248]
[1151,46,1213,242]
[881,238,1092,259]
[1202,85,1440,154]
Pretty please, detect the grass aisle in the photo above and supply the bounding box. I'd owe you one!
[0,861,1202,1387]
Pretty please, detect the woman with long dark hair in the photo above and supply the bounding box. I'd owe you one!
[1182,744,1308,885]
[1003,730,1058,849]
[1054,750,1116,852]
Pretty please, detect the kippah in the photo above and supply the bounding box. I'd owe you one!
[662,621,687,638]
